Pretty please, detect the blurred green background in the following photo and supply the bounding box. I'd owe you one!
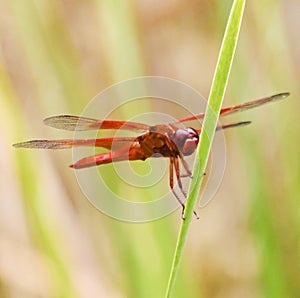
[1,1,299,297]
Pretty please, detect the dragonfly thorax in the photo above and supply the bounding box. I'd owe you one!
[171,128,199,156]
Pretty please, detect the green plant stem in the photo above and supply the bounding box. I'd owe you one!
[165,0,246,296]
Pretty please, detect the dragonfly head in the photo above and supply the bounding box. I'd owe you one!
[172,128,199,156]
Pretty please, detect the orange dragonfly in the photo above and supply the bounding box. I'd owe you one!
[13,92,289,217]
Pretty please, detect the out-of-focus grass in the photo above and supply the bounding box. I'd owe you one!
[231,1,300,297]
[1,0,299,297]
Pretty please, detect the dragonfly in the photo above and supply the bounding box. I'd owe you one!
[13,92,289,218]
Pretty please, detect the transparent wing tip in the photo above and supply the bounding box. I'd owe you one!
[272,92,290,100]
[13,140,45,149]
[13,140,69,149]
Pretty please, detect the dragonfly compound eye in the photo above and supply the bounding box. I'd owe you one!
[181,128,199,156]
[172,128,199,156]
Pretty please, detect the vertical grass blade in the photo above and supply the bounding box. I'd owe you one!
[165,0,246,296]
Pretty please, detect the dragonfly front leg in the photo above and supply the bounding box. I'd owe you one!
[179,156,193,178]
[169,157,186,219]
[171,157,199,220]
[179,155,207,178]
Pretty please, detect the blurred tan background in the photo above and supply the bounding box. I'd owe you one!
[1,1,299,297]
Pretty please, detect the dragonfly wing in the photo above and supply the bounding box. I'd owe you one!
[193,121,251,134]
[44,115,150,131]
[13,139,76,149]
[220,92,289,116]
[174,92,289,124]
[215,121,251,131]
[13,137,136,150]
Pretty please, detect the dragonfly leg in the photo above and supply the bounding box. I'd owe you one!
[180,173,191,178]
[170,158,186,219]
[180,156,207,177]
[173,157,199,220]
[180,156,192,178]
